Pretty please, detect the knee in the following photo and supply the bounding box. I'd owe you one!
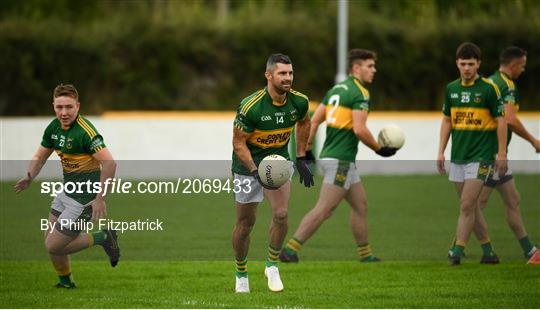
[460,199,476,214]
[236,217,255,235]
[44,239,63,255]
[272,208,288,224]
[477,196,489,210]
[320,208,335,221]
[506,193,521,210]
[352,200,368,217]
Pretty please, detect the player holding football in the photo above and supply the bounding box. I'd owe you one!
[14,84,120,288]
[437,43,508,266]
[279,49,397,264]
[231,54,313,293]
[467,46,540,264]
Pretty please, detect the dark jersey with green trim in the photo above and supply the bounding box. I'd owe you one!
[41,115,106,204]
[232,88,309,175]
[319,76,370,162]
[442,76,504,163]
[489,70,519,146]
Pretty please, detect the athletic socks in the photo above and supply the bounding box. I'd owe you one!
[357,243,375,261]
[266,245,281,267]
[284,237,303,255]
[450,240,466,257]
[58,273,74,286]
[89,231,108,246]
[479,238,496,256]
[518,236,535,256]
[235,257,248,278]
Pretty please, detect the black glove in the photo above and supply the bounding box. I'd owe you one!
[375,147,398,157]
[305,150,316,163]
[251,169,279,190]
[296,156,314,187]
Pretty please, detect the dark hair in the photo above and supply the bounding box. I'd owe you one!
[456,42,481,60]
[53,83,79,101]
[266,53,292,72]
[349,49,376,69]
[500,46,527,65]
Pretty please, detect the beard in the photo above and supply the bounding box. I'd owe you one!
[274,81,291,94]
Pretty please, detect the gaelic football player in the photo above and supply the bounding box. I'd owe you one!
[14,84,120,288]
[280,49,397,264]
[231,54,313,293]
[437,43,508,265]
[470,46,539,264]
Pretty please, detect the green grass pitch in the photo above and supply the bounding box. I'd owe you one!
[1,174,539,308]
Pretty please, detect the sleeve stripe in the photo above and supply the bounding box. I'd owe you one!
[94,146,103,153]
[77,116,97,138]
[78,116,97,136]
[499,74,515,90]
[241,90,265,114]
[482,78,501,98]
[290,89,308,101]
[353,79,370,99]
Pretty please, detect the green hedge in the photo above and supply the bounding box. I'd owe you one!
[1,0,539,115]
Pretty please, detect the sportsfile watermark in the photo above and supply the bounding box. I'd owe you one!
[41,218,163,234]
[40,178,253,197]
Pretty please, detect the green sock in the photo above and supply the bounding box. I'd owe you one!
[266,245,280,267]
[518,236,534,255]
[235,257,247,278]
[91,231,107,245]
[58,273,73,285]
[480,241,495,256]
[284,238,303,255]
[451,245,465,257]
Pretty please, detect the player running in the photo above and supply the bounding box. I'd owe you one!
[14,84,120,288]
[437,43,508,266]
[231,54,313,293]
[469,46,539,264]
[279,49,397,264]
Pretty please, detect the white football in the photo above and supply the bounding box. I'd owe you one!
[258,154,291,188]
[377,124,405,149]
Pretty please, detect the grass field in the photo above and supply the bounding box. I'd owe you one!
[1,174,539,308]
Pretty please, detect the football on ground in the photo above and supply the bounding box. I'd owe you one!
[258,154,291,187]
[378,124,405,149]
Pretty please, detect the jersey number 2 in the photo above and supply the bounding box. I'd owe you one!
[327,94,340,124]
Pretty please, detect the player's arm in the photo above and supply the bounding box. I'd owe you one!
[306,103,326,152]
[295,114,311,157]
[91,148,117,220]
[295,113,314,187]
[232,127,257,173]
[352,110,380,151]
[504,104,540,152]
[437,116,451,174]
[495,116,508,176]
[14,146,54,193]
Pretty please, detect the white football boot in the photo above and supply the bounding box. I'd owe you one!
[264,266,284,292]
[235,276,250,293]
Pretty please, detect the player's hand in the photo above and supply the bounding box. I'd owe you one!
[296,156,314,188]
[251,169,279,190]
[91,197,107,221]
[305,150,316,163]
[437,154,446,174]
[532,139,540,153]
[375,147,397,157]
[14,172,32,194]
[495,154,508,178]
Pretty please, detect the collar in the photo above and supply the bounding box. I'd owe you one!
[460,74,479,87]
[499,70,513,81]
[265,87,288,106]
